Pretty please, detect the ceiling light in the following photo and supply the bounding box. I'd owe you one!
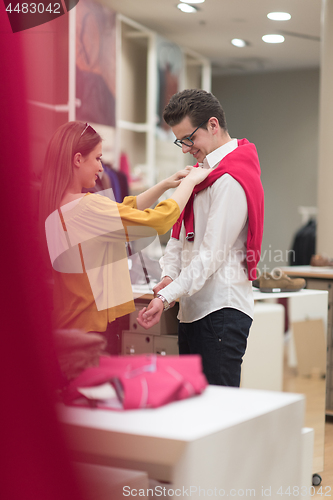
[262,34,285,44]
[177,3,197,13]
[181,0,205,3]
[267,12,291,21]
[231,38,248,48]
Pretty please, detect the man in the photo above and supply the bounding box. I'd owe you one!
[137,89,264,387]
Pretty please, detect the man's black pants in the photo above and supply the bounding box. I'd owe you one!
[178,307,252,387]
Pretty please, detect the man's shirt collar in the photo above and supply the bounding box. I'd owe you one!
[201,139,238,169]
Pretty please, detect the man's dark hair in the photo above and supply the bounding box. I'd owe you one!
[163,89,227,131]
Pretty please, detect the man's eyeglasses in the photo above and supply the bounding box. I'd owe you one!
[174,121,207,148]
[80,122,97,137]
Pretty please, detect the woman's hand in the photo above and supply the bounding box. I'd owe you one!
[164,166,193,189]
[170,166,210,212]
[186,165,210,186]
[136,166,208,210]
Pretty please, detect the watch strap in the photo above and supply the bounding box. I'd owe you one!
[156,294,170,311]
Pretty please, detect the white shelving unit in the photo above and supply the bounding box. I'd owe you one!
[116,14,211,191]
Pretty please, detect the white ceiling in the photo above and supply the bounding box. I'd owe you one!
[106,0,322,75]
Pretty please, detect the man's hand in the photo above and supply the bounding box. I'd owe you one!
[137,298,164,329]
[153,276,172,295]
[153,276,176,308]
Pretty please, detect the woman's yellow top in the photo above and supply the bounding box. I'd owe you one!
[46,194,180,333]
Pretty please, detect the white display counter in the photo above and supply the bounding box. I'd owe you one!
[242,302,285,391]
[59,385,305,500]
[242,288,328,391]
[243,288,328,478]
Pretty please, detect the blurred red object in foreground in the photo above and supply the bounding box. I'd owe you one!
[0,7,85,500]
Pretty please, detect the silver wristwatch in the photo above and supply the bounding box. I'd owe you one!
[156,294,170,311]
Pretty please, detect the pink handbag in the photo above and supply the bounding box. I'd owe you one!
[63,354,208,410]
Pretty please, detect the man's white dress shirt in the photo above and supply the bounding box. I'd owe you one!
[160,139,254,322]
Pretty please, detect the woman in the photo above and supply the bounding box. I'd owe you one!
[39,121,209,337]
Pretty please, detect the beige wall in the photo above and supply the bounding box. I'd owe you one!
[212,68,319,270]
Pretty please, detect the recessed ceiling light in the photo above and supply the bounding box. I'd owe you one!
[177,3,197,13]
[267,12,291,21]
[181,0,205,3]
[262,34,285,44]
[231,38,248,48]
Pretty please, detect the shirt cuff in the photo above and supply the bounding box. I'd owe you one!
[159,280,183,304]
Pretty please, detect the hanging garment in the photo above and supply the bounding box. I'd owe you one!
[116,169,129,200]
[119,152,131,181]
[104,167,122,202]
[290,219,316,266]
[102,165,129,203]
